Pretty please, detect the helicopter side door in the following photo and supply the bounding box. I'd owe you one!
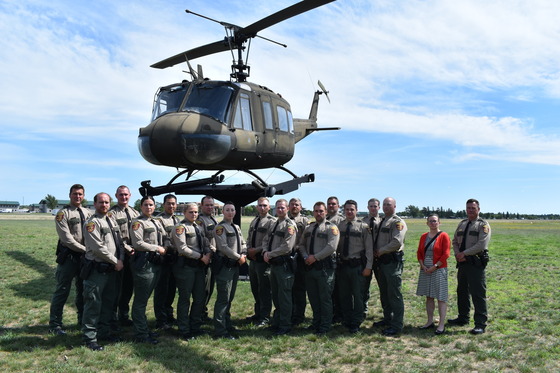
[258,97,278,162]
[230,90,259,165]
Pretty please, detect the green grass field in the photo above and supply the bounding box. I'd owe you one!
[1,214,559,372]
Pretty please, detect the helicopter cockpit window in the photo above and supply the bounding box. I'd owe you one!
[262,101,274,130]
[182,83,234,123]
[233,93,253,131]
[277,105,293,134]
[151,84,189,121]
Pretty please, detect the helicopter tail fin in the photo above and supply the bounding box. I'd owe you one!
[293,81,338,143]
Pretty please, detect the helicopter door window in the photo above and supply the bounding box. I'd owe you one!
[233,93,253,131]
[262,101,274,130]
[277,106,290,132]
[287,110,294,134]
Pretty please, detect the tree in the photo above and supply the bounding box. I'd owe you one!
[44,194,58,209]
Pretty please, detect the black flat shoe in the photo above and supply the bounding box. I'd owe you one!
[419,323,435,330]
[434,328,445,335]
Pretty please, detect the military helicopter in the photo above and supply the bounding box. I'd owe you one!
[138,0,339,206]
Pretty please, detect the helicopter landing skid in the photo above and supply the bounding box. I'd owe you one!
[139,170,315,208]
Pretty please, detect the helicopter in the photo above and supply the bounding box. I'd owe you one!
[138,0,339,205]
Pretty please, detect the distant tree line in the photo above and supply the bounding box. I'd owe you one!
[397,205,560,220]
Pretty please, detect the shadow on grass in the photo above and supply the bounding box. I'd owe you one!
[5,250,56,302]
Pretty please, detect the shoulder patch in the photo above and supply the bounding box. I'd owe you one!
[86,221,96,233]
[55,210,64,222]
[176,225,185,235]
[331,225,339,236]
[195,219,203,226]
[132,221,141,231]
[396,222,404,231]
[287,226,296,236]
[215,225,224,236]
[107,211,114,218]
[483,224,490,234]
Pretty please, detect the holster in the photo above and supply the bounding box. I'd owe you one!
[79,257,95,280]
[133,251,148,270]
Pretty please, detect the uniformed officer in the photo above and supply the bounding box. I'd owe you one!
[197,195,218,322]
[262,199,297,335]
[362,198,381,324]
[448,198,491,335]
[171,202,211,340]
[49,183,92,336]
[108,185,139,327]
[154,194,179,330]
[336,200,373,334]
[288,197,309,326]
[246,197,276,326]
[299,201,340,335]
[326,196,345,225]
[82,193,124,351]
[212,202,247,339]
[130,196,167,344]
[374,197,407,336]
[326,196,345,324]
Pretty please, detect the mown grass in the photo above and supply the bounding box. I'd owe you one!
[0,214,559,372]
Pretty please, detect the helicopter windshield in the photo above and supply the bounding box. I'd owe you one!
[182,83,235,123]
[151,84,189,121]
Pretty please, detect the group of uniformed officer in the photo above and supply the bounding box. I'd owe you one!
[49,185,490,350]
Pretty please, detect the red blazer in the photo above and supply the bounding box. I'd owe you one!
[416,231,451,268]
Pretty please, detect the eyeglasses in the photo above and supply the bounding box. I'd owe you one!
[428,220,438,223]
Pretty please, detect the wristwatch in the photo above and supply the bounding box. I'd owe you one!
[435,263,440,268]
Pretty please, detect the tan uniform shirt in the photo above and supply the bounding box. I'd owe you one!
[214,221,247,260]
[247,214,276,254]
[84,212,120,265]
[108,204,139,253]
[452,218,491,256]
[326,213,345,226]
[196,214,218,252]
[299,220,340,261]
[376,214,407,256]
[172,221,208,260]
[55,205,92,254]
[156,212,179,249]
[261,217,297,259]
[131,215,165,252]
[337,218,373,267]
[289,213,309,249]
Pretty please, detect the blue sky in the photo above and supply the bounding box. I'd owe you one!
[1,0,559,214]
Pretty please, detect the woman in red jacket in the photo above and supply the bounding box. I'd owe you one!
[416,214,450,335]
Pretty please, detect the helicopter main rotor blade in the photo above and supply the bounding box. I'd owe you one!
[241,0,336,38]
[151,39,236,69]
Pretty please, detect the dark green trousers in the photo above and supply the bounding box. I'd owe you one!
[337,264,366,329]
[173,262,206,334]
[131,261,161,339]
[82,269,118,343]
[377,260,404,331]
[49,256,83,328]
[270,263,294,330]
[248,259,272,321]
[213,266,239,336]
[457,262,487,328]
[305,266,334,332]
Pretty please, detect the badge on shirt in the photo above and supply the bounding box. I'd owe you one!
[55,210,64,222]
[396,222,404,231]
[86,221,96,233]
[132,221,141,231]
[331,226,339,236]
[215,225,224,236]
[176,225,185,235]
[287,226,295,235]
